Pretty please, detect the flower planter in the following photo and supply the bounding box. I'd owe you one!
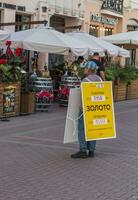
[113,81,127,102]
[20,92,35,114]
[126,79,138,100]
[0,82,21,117]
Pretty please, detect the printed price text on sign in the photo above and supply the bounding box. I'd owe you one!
[81,81,116,141]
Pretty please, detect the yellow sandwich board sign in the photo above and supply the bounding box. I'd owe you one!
[81,81,116,141]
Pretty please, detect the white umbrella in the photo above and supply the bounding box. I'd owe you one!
[10,27,88,56]
[66,31,130,57]
[101,31,138,45]
[0,30,10,41]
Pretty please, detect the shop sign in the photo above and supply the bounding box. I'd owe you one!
[3,86,16,114]
[91,14,118,26]
[81,81,116,141]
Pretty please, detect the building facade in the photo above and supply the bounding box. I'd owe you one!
[83,0,138,64]
[123,0,138,64]
[0,0,138,65]
[123,0,138,32]
[84,0,124,37]
[0,0,85,33]
[0,0,138,39]
[124,0,138,9]
[0,0,85,68]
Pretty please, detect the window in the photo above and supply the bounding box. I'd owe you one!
[42,6,47,13]
[89,25,99,37]
[126,49,136,66]
[127,26,138,32]
[105,28,113,36]
[15,14,31,32]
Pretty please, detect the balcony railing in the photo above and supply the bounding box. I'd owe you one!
[101,0,123,14]
[47,2,85,19]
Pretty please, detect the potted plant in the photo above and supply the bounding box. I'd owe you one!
[105,63,126,101]
[20,73,35,115]
[0,41,27,117]
[125,65,138,100]
[105,63,138,101]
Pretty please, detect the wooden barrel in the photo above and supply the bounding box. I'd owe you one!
[29,77,53,112]
[58,76,81,106]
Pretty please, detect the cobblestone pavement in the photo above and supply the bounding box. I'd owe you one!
[0,100,138,200]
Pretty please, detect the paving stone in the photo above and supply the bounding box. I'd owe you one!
[0,100,138,200]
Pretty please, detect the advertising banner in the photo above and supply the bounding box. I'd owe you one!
[81,81,116,141]
[3,86,16,114]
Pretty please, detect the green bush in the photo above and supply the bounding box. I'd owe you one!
[105,65,120,81]
[105,63,138,85]
[0,64,10,82]
[0,64,23,83]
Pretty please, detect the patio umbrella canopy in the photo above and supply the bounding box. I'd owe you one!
[10,26,88,56]
[101,31,138,45]
[0,30,10,41]
[66,31,130,57]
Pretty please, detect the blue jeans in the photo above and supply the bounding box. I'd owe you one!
[78,111,96,152]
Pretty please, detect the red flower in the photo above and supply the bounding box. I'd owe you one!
[5,40,12,46]
[0,58,7,64]
[36,91,54,101]
[15,48,22,57]
[58,86,70,97]
[6,47,13,56]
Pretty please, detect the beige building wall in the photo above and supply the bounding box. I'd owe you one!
[84,0,123,36]
[2,9,16,32]
[123,9,138,32]
[2,0,17,3]
[0,0,85,31]
[123,8,138,63]
[124,0,131,8]
[125,0,138,9]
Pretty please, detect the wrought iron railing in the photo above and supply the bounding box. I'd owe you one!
[101,0,123,14]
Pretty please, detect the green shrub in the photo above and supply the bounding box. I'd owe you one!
[105,63,138,85]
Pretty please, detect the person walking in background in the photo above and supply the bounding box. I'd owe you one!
[91,52,105,81]
[71,56,87,78]
[71,61,102,159]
